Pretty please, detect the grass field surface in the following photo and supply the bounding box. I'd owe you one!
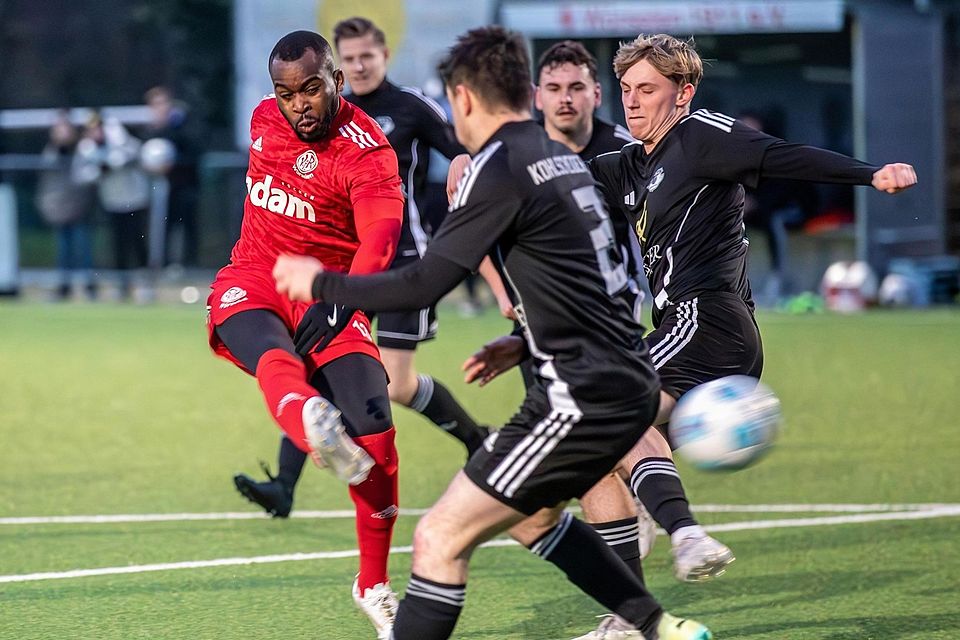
[1,302,958,639]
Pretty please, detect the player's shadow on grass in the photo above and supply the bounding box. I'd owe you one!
[457,592,598,639]
[654,569,919,617]
[724,612,959,638]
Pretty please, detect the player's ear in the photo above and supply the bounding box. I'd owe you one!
[333,68,345,93]
[455,84,473,117]
[534,85,543,111]
[676,82,695,108]
[382,46,390,63]
[593,81,602,107]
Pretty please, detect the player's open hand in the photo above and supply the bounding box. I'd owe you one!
[446,153,472,204]
[872,163,917,194]
[463,335,526,386]
[274,254,325,302]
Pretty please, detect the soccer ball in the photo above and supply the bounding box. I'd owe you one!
[878,273,915,307]
[669,376,782,471]
[821,260,878,312]
[140,137,176,174]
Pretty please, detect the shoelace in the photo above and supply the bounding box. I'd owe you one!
[258,460,277,482]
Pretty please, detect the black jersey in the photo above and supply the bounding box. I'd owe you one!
[344,80,465,256]
[431,120,655,404]
[590,109,877,327]
[577,117,643,311]
[579,117,633,161]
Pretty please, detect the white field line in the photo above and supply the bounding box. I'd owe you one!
[1,503,955,526]
[2,506,960,584]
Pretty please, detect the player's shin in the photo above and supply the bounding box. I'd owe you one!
[411,374,488,455]
[393,575,466,640]
[349,427,400,592]
[589,518,645,584]
[255,348,319,451]
[528,512,662,635]
[630,456,698,535]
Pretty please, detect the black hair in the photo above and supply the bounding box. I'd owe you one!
[536,40,598,82]
[437,26,532,112]
[269,30,335,73]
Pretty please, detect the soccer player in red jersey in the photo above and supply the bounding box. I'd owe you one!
[205,31,403,638]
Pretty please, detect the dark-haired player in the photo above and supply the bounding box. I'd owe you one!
[233,17,489,524]
[274,26,712,640]
[536,40,634,160]
[206,30,404,638]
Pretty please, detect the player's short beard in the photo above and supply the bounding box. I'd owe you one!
[296,96,340,142]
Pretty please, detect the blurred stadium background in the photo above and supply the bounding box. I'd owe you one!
[1,1,959,639]
[0,0,958,301]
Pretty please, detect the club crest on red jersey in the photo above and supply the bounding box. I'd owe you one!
[219,286,248,308]
[294,149,318,179]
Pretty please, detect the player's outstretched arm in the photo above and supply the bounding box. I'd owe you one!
[462,334,527,387]
[275,251,470,312]
[871,163,918,194]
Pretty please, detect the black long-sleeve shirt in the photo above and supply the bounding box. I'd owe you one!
[589,109,878,326]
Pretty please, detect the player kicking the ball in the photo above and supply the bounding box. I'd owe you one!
[206,30,405,639]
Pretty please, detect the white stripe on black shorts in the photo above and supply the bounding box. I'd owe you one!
[646,292,763,398]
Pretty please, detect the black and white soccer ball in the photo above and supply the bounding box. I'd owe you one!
[669,376,782,471]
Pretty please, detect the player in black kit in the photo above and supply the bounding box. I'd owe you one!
[233,17,488,519]
[575,33,915,638]
[273,26,712,640]
[454,32,916,639]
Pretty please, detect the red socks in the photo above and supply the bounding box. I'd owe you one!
[255,349,399,591]
[350,428,400,592]
[255,349,317,453]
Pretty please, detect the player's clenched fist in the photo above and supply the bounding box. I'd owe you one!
[274,254,325,302]
[872,163,917,194]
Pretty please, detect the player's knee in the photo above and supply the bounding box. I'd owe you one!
[387,374,418,405]
[414,509,474,562]
[344,393,393,437]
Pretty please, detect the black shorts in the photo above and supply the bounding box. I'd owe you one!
[375,251,438,350]
[646,292,763,400]
[464,371,659,516]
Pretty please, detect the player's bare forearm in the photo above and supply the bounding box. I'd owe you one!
[462,335,526,387]
[478,257,515,320]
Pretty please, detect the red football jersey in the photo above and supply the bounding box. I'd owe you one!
[230,96,403,273]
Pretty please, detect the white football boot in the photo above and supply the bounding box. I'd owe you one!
[635,500,659,559]
[352,577,399,640]
[671,527,735,582]
[302,396,373,485]
[571,614,645,639]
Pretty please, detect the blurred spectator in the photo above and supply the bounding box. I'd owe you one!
[739,111,818,304]
[74,112,150,300]
[142,86,200,268]
[35,109,97,300]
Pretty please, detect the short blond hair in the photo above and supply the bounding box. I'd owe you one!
[613,34,703,87]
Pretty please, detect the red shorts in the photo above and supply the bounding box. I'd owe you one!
[206,263,380,376]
